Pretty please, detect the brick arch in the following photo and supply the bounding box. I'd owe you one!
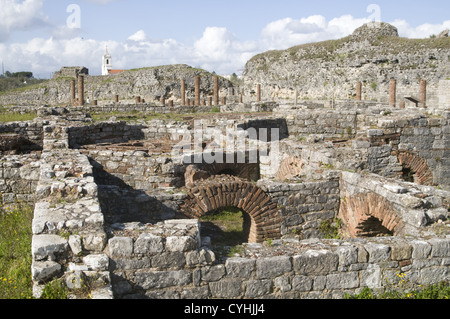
[181,175,282,243]
[339,192,405,238]
[398,151,434,186]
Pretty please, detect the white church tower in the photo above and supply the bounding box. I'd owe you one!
[102,46,112,76]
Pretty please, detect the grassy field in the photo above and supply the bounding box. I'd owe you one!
[0,203,34,299]
[0,111,37,123]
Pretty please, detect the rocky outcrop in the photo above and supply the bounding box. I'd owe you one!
[243,22,450,105]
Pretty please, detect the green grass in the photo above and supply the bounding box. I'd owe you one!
[0,203,34,299]
[200,207,246,257]
[0,111,37,123]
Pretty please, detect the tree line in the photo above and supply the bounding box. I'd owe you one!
[1,71,34,79]
[0,71,47,93]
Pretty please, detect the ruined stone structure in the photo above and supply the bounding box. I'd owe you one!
[0,22,449,300]
[0,99,447,299]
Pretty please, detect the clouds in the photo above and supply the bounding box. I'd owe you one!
[0,0,48,41]
[1,5,449,78]
[391,19,450,38]
[260,15,378,50]
[128,30,147,42]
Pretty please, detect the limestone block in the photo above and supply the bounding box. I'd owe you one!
[368,129,384,137]
[245,279,273,297]
[108,237,133,257]
[31,261,62,283]
[291,275,313,292]
[336,245,359,267]
[364,242,391,263]
[225,257,255,278]
[134,233,164,255]
[425,207,449,224]
[186,248,216,266]
[83,254,110,271]
[166,236,198,252]
[85,213,104,227]
[429,238,450,258]
[32,234,68,261]
[68,235,83,255]
[326,272,359,289]
[293,250,339,275]
[420,267,450,286]
[402,210,429,228]
[134,270,191,290]
[201,265,226,282]
[151,252,186,269]
[65,271,87,289]
[256,256,292,279]
[411,240,432,259]
[361,264,382,289]
[209,279,243,298]
[90,287,114,299]
[82,232,107,252]
[390,241,413,261]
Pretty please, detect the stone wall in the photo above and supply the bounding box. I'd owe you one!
[277,107,358,139]
[438,80,450,107]
[107,222,450,299]
[31,122,113,298]
[339,171,450,238]
[275,106,450,189]
[0,120,44,153]
[68,122,146,148]
[0,154,40,207]
[258,178,341,239]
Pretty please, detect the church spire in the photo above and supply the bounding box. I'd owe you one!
[102,46,112,75]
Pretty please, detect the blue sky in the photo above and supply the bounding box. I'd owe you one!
[1,0,449,77]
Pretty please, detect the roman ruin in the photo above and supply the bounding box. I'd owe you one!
[0,22,449,300]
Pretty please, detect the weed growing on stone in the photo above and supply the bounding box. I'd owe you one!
[346,281,450,299]
[319,218,343,239]
[40,279,69,299]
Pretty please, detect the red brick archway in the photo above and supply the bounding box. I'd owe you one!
[398,152,434,186]
[339,192,405,238]
[181,175,282,243]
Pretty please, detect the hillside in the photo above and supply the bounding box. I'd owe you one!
[242,22,450,103]
[0,64,233,107]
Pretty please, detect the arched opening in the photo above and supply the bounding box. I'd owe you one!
[398,152,434,186]
[199,207,248,248]
[339,192,405,238]
[402,167,415,183]
[355,216,395,237]
[181,176,282,243]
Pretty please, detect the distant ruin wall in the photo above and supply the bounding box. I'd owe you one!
[438,80,450,107]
